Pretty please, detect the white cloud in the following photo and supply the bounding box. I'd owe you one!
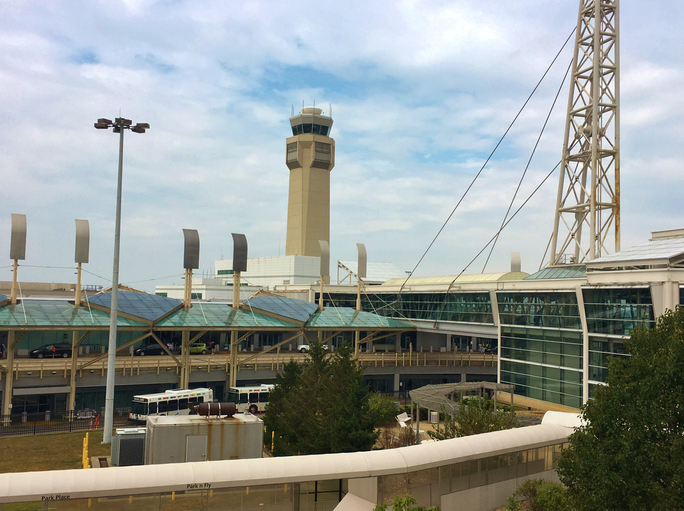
[0,0,682,290]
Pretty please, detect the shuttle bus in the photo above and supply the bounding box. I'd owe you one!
[226,384,274,414]
[130,388,213,422]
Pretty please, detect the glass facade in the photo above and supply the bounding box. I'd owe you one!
[588,335,628,383]
[323,292,494,324]
[498,292,581,329]
[584,288,653,390]
[499,292,583,409]
[583,288,654,336]
[501,359,582,409]
[501,327,582,370]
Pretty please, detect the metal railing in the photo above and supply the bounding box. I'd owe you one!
[1,351,497,378]
[0,409,131,438]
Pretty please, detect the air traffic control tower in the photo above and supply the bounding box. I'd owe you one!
[285,107,335,257]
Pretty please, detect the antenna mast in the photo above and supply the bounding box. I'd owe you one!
[550,0,620,265]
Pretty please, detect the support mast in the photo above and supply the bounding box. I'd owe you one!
[550,0,620,265]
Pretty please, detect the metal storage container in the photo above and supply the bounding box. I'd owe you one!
[144,413,263,465]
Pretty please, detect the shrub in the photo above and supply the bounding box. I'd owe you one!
[509,479,572,511]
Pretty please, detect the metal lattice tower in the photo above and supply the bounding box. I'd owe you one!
[550,0,620,265]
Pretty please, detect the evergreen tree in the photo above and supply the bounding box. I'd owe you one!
[327,343,379,452]
[262,360,303,456]
[264,340,378,455]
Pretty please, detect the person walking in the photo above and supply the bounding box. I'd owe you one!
[0,343,5,359]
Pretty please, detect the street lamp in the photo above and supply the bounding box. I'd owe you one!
[95,117,149,444]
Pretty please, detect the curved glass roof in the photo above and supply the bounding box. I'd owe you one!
[88,291,181,322]
[383,272,529,286]
[0,300,148,328]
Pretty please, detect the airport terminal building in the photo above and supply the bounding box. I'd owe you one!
[276,227,683,410]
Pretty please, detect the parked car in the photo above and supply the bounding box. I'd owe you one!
[30,344,72,358]
[189,343,208,355]
[297,344,329,353]
[134,344,168,356]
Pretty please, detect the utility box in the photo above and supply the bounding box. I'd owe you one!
[112,427,146,466]
[144,414,263,465]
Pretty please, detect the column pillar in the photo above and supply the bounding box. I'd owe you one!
[180,331,190,388]
[230,330,238,388]
[68,331,79,415]
[2,332,15,424]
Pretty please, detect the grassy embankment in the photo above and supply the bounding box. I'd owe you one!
[0,430,111,473]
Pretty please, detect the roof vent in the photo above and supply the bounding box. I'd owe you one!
[511,252,521,273]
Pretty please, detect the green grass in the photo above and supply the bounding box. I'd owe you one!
[0,430,112,473]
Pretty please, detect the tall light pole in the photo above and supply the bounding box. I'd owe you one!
[94,117,149,444]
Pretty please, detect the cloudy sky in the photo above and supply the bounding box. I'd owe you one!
[1,0,683,293]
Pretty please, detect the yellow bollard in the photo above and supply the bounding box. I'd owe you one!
[82,432,91,469]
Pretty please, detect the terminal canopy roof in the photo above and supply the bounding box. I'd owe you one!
[0,291,414,333]
[0,298,149,331]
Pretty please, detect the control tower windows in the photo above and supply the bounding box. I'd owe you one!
[291,124,330,136]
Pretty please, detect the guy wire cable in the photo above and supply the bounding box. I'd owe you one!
[443,160,561,295]
[482,55,574,272]
[398,27,575,293]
